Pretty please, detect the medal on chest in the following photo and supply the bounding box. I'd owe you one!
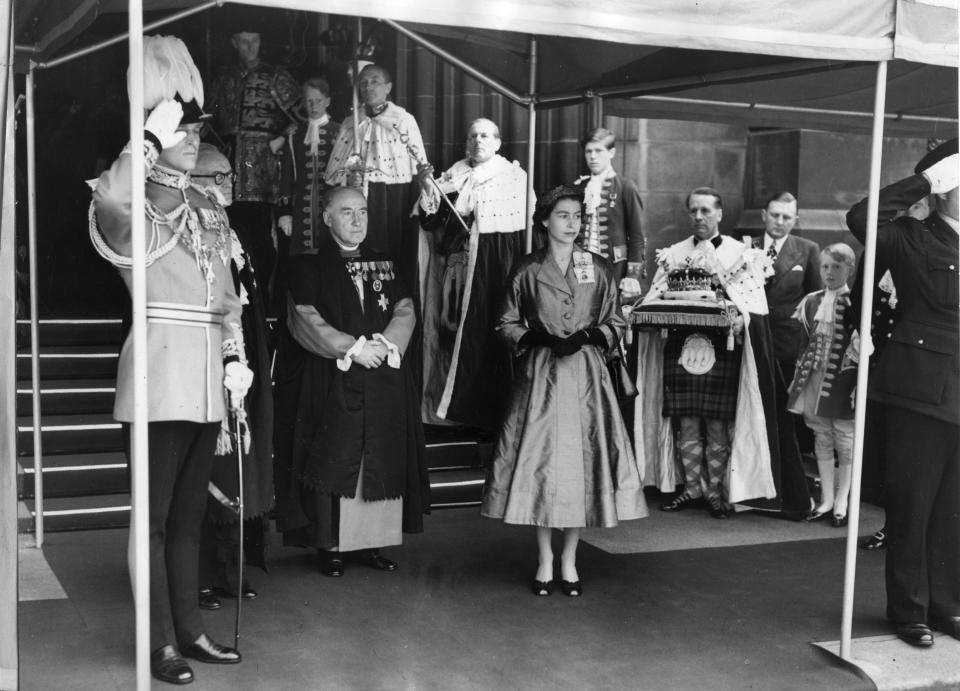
[573,251,595,284]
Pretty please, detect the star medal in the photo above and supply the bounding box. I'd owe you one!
[378,293,390,312]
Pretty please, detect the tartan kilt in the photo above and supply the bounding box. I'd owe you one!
[662,328,742,420]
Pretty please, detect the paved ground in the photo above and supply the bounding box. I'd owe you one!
[17,502,932,691]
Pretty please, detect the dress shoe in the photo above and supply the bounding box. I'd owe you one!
[804,509,831,522]
[560,580,583,597]
[706,497,729,519]
[351,549,398,572]
[531,579,554,596]
[319,552,345,577]
[182,634,242,664]
[895,623,934,648]
[831,514,848,528]
[860,528,887,550]
[660,493,704,512]
[198,589,222,611]
[211,583,258,600]
[929,615,960,640]
[151,644,194,685]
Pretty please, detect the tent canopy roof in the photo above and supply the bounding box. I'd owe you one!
[14,0,958,137]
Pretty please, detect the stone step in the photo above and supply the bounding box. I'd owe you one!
[15,345,119,380]
[16,378,116,415]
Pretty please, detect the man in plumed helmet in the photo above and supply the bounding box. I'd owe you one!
[209,7,301,311]
[846,138,960,649]
[90,35,250,684]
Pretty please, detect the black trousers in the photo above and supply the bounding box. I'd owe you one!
[883,406,960,623]
[125,421,219,649]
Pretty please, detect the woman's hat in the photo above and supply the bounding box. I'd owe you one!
[534,184,583,224]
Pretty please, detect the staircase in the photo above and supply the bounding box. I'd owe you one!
[16,319,488,534]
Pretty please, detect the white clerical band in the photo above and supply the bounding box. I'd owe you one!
[337,335,367,371]
[373,333,401,369]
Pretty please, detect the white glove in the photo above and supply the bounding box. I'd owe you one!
[145,99,185,150]
[619,277,642,299]
[278,215,293,237]
[269,136,285,155]
[922,153,959,194]
[224,361,253,407]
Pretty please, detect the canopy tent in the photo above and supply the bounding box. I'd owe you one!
[2,1,957,689]
[13,0,959,135]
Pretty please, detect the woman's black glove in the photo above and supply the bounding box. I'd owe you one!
[552,330,589,357]
[585,327,609,347]
[519,329,562,349]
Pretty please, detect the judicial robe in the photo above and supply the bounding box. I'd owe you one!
[274,233,429,548]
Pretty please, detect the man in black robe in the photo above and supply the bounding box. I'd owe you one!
[274,186,430,577]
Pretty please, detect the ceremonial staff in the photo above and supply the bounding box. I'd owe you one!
[393,123,473,236]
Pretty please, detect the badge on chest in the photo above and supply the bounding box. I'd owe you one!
[573,251,595,284]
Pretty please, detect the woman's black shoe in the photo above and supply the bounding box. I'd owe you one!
[831,514,848,528]
[531,579,554,596]
[561,580,582,597]
[319,551,345,577]
[181,634,241,664]
[151,644,194,684]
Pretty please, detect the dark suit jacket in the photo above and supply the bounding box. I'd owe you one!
[847,174,960,425]
[753,233,821,362]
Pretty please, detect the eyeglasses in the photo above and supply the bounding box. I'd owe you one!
[194,171,236,185]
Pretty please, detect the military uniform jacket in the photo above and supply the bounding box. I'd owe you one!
[753,233,822,362]
[279,118,342,254]
[210,60,301,203]
[91,150,243,423]
[573,172,645,280]
[847,174,960,425]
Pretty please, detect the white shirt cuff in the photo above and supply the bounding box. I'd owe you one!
[337,335,367,371]
[373,333,401,369]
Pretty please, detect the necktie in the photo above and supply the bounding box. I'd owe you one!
[767,243,778,260]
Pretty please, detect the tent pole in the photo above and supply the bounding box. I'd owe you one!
[25,62,43,548]
[625,94,955,126]
[525,37,537,253]
[127,2,151,688]
[382,19,529,106]
[840,58,887,661]
[589,94,603,129]
[0,5,18,688]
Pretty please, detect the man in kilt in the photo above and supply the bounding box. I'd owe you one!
[633,187,811,520]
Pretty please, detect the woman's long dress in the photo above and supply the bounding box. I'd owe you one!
[481,248,648,528]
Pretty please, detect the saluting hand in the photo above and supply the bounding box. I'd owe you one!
[145,99,185,150]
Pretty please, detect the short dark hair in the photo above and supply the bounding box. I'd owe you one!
[582,127,615,150]
[303,77,330,98]
[764,191,797,209]
[687,186,723,211]
[359,64,392,84]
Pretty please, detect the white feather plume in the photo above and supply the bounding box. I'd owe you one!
[134,35,204,111]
